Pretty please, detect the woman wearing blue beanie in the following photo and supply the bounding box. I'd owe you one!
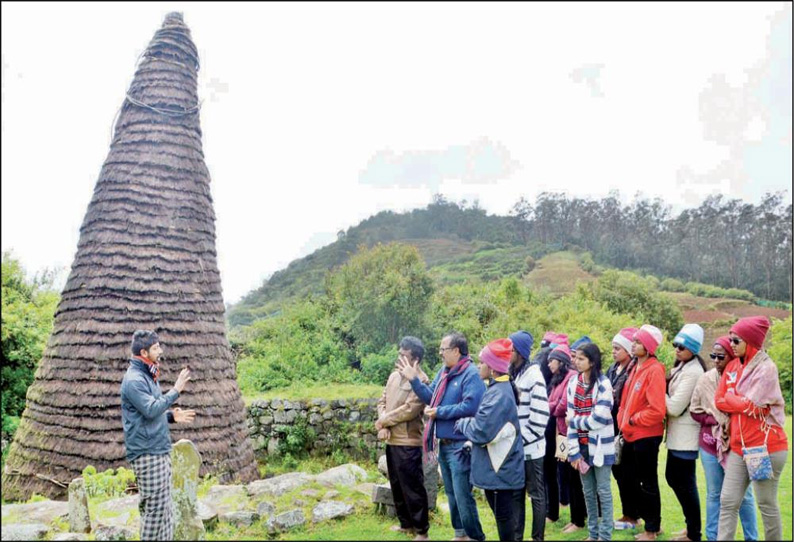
[666,324,707,541]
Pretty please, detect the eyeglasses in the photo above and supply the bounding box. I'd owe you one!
[730,337,743,345]
[673,343,686,351]
[710,353,726,361]
[439,347,454,353]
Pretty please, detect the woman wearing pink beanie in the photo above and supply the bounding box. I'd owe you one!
[715,316,788,540]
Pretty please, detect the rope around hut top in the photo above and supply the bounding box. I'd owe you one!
[125,93,202,117]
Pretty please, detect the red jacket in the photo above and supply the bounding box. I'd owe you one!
[714,357,788,456]
[549,370,575,435]
[617,357,666,442]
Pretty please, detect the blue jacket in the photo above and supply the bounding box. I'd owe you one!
[410,359,485,441]
[120,358,179,462]
[456,379,525,490]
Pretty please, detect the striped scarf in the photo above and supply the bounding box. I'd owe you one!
[134,355,161,382]
[574,374,594,445]
[423,356,471,463]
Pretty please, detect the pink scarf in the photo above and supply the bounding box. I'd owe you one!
[736,349,786,429]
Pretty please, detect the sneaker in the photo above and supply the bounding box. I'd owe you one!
[615,520,638,530]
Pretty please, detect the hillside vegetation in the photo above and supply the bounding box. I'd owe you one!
[228,192,791,327]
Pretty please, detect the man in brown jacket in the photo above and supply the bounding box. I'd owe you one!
[376,336,431,541]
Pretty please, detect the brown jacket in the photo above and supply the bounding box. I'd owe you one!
[377,369,428,446]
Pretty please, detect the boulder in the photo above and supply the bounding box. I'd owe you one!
[68,477,91,534]
[267,509,306,533]
[196,501,218,529]
[171,439,205,540]
[219,511,260,528]
[93,525,137,541]
[92,496,139,531]
[378,454,388,476]
[199,485,248,515]
[371,483,394,506]
[322,490,341,500]
[315,464,367,488]
[247,472,313,497]
[311,501,354,523]
[51,534,89,541]
[256,501,275,519]
[0,523,50,541]
[1,499,68,525]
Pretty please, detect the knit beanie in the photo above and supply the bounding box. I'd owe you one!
[673,324,705,355]
[542,331,557,344]
[612,327,638,355]
[730,316,771,348]
[548,343,572,364]
[714,336,737,361]
[634,325,663,356]
[509,330,534,361]
[571,335,592,352]
[480,338,512,374]
[551,333,569,348]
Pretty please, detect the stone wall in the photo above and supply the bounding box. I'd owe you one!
[246,398,382,460]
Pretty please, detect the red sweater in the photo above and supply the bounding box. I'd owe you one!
[617,357,666,442]
[714,357,788,456]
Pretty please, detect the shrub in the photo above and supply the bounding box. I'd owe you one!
[660,278,686,292]
[360,346,398,386]
[277,415,317,458]
[767,316,792,414]
[82,465,136,501]
[524,256,536,274]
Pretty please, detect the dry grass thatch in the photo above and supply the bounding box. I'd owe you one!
[2,12,258,501]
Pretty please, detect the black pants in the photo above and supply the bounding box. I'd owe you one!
[543,429,560,521]
[485,488,525,542]
[564,460,587,527]
[612,456,639,520]
[517,457,546,541]
[386,445,429,535]
[622,436,662,533]
[665,451,701,541]
[558,460,570,505]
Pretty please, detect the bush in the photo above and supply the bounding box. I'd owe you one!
[767,316,792,415]
[82,465,136,501]
[360,346,398,386]
[587,270,683,335]
[277,416,317,458]
[660,278,686,292]
[685,281,755,301]
[524,256,536,274]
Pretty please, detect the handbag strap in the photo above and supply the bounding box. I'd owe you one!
[739,412,770,451]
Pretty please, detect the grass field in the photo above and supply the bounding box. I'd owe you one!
[242,383,383,405]
[221,417,792,541]
[524,252,596,296]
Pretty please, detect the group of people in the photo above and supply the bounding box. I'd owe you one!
[376,316,788,541]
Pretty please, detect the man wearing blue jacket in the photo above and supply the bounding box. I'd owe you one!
[398,332,486,542]
[121,330,194,541]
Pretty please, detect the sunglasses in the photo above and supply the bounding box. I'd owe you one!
[710,353,726,361]
[673,343,687,352]
[730,337,743,345]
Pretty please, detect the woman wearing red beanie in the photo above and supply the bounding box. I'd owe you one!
[715,316,788,541]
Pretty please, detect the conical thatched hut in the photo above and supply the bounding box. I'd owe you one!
[2,12,258,501]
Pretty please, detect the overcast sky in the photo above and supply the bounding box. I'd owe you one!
[2,2,791,304]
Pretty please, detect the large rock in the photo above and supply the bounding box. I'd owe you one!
[199,485,248,515]
[312,501,354,522]
[196,501,218,528]
[372,483,394,506]
[92,496,139,531]
[247,472,313,497]
[378,454,389,476]
[1,499,68,525]
[423,456,439,510]
[51,534,89,541]
[68,477,91,534]
[256,501,275,519]
[171,439,205,541]
[315,464,367,488]
[0,523,50,541]
[266,509,306,533]
[219,511,260,528]
[93,525,137,541]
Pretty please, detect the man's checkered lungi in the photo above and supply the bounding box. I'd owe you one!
[131,453,174,541]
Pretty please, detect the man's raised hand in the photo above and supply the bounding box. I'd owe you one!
[174,367,191,393]
[396,354,419,381]
[173,407,196,424]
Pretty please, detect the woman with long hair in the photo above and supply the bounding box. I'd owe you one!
[665,324,707,542]
[566,343,615,541]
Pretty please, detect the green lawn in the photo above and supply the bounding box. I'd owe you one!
[235,417,793,541]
